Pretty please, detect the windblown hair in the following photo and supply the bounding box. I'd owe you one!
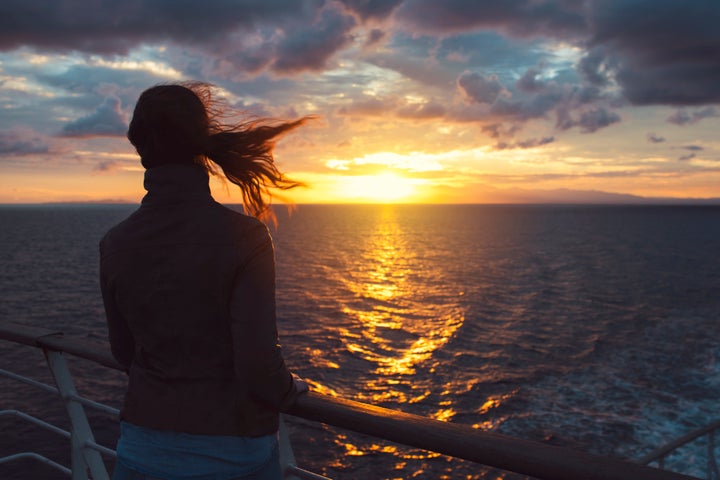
[127,82,309,223]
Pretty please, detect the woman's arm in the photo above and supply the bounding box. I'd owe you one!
[100,246,135,372]
[229,226,302,411]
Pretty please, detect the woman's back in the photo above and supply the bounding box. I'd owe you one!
[103,82,308,479]
[101,163,295,437]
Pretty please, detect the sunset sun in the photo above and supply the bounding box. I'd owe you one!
[337,172,421,203]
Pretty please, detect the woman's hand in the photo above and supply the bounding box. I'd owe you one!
[293,376,309,394]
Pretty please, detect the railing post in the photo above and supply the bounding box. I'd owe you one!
[45,349,110,480]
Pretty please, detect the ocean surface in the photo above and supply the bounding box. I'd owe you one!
[1,203,719,479]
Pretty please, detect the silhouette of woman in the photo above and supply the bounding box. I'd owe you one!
[100,83,309,480]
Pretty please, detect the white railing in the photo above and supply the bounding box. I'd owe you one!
[0,322,704,480]
[638,420,720,480]
[0,350,116,480]
[0,328,327,480]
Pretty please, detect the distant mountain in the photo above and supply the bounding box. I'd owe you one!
[484,188,720,205]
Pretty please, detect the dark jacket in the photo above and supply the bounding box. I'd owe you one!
[100,163,298,437]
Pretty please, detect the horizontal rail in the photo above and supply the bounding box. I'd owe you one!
[0,368,120,417]
[0,368,61,395]
[638,420,720,465]
[66,393,120,417]
[0,409,71,439]
[287,393,699,480]
[0,321,700,480]
[0,452,72,476]
[0,409,117,459]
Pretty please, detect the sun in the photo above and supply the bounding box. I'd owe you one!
[337,172,419,203]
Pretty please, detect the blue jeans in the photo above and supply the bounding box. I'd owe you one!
[112,442,282,480]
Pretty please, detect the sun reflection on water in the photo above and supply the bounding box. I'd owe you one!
[302,206,498,473]
[338,207,465,398]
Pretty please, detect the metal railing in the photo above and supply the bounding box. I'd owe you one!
[0,321,705,480]
[0,323,326,480]
[637,420,720,480]
[1,348,117,480]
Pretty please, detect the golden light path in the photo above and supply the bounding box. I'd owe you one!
[316,206,517,468]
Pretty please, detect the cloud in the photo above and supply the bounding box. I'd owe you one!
[457,72,508,104]
[94,159,123,173]
[272,5,357,74]
[676,145,704,162]
[456,67,620,136]
[646,132,665,143]
[576,107,621,133]
[585,0,720,106]
[0,0,323,55]
[496,136,555,150]
[481,123,521,139]
[0,1,356,78]
[364,29,387,48]
[667,107,719,126]
[0,127,53,156]
[60,96,128,137]
[395,0,587,38]
[678,153,697,162]
[516,67,545,93]
[338,0,404,21]
[577,46,611,87]
[394,0,720,108]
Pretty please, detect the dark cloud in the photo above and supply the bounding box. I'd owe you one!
[646,132,665,143]
[676,145,704,162]
[0,127,53,156]
[60,97,128,137]
[338,0,404,21]
[394,0,720,107]
[667,107,719,126]
[273,6,357,73]
[0,0,323,55]
[0,1,356,77]
[576,107,621,133]
[94,159,123,173]
[5,0,715,109]
[555,106,621,133]
[395,0,587,38]
[496,136,555,149]
[364,29,387,48]
[577,46,611,86]
[456,67,620,136]
[585,0,720,106]
[457,72,507,104]
[678,153,697,162]
[516,67,544,93]
[491,90,565,121]
[480,123,522,139]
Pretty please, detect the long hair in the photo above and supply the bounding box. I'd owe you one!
[127,82,309,223]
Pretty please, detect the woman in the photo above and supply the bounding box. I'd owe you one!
[100,83,308,480]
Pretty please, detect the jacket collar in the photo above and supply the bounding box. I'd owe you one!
[141,163,212,206]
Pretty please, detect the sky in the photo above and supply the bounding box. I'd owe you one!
[1,0,719,204]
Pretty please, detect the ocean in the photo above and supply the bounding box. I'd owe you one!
[1,204,719,479]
